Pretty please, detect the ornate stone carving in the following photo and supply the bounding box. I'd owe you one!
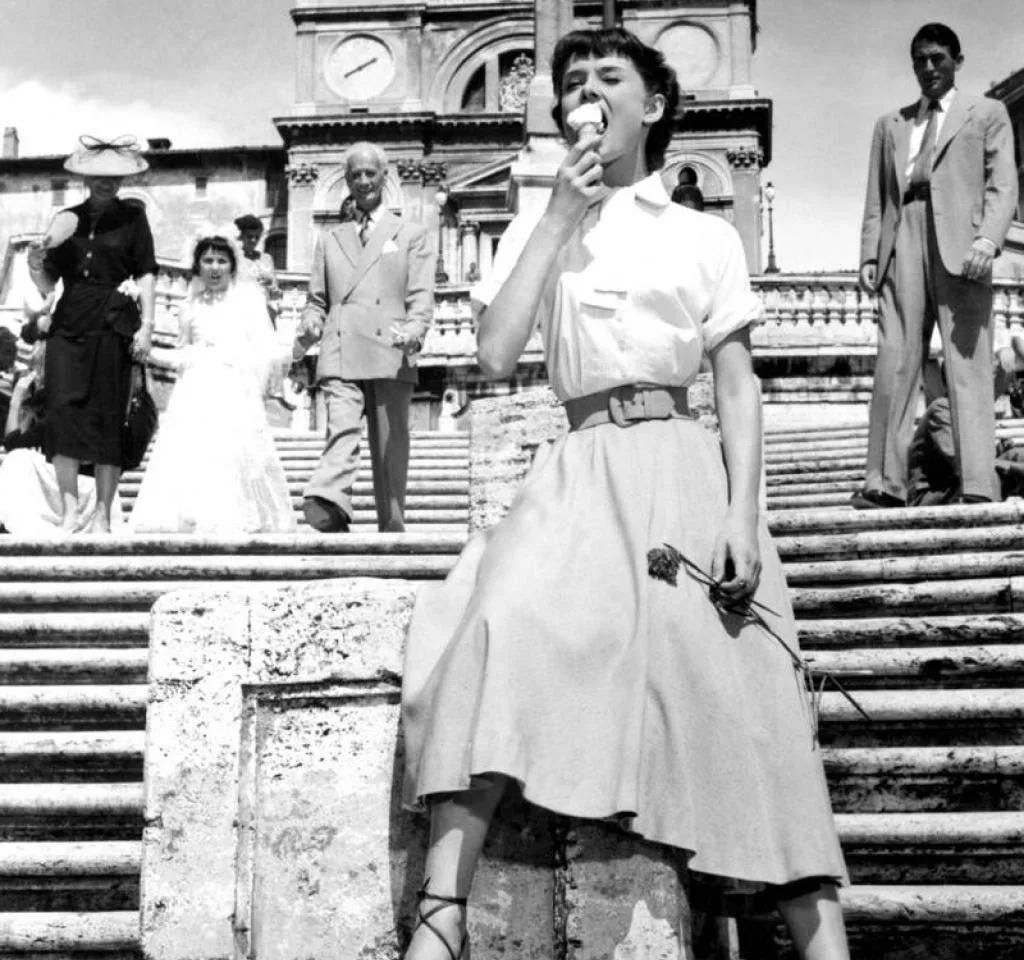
[286,162,320,185]
[498,53,535,114]
[725,147,764,170]
[395,159,448,184]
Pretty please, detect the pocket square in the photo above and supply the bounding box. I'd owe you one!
[381,239,399,254]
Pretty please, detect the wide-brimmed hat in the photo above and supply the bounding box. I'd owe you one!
[64,135,149,177]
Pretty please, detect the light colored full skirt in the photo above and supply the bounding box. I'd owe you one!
[402,416,848,888]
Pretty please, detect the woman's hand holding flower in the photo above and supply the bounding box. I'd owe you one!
[710,507,762,602]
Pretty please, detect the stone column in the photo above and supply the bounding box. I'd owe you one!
[284,159,320,272]
[444,222,460,283]
[479,230,494,279]
[460,220,480,281]
[726,145,764,274]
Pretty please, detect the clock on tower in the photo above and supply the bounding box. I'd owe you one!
[324,34,398,101]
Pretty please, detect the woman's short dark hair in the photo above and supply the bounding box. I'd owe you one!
[191,236,238,276]
[911,22,961,60]
[550,27,681,172]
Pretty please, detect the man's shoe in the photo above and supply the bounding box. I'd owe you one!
[302,496,351,533]
[850,488,906,510]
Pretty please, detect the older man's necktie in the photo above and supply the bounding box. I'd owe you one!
[909,99,940,188]
[358,211,371,246]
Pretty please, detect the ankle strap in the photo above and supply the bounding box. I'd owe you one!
[417,881,467,907]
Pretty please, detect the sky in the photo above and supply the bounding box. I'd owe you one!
[0,0,1021,271]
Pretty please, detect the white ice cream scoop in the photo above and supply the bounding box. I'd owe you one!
[566,102,605,136]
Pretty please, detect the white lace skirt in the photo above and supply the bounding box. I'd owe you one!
[129,352,296,535]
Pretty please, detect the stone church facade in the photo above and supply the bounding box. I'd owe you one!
[276,0,772,280]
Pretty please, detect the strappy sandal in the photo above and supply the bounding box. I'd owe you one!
[411,880,468,960]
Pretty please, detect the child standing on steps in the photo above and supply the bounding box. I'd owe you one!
[400,26,850,960]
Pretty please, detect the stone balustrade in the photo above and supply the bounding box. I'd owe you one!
[150,265,1024,364]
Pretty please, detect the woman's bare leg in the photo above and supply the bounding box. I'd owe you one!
[53,455,80,532]
[405,775,508,960]
[94,464,121,533]
[778,883,850,960]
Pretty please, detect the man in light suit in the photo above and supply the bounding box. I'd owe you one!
[854,22,1018,508]
[295,142,434,532]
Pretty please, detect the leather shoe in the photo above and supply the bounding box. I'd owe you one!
[303,496,350,533]
[850,488,906,510]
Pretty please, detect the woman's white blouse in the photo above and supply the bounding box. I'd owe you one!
[471,173,762,401]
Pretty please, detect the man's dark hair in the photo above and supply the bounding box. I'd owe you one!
[550,27,681,171]
[911,23,961,60]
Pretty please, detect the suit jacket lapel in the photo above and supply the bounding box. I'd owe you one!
[340,211,402,303]
[892,104,916,195]
[330,223,361,267]
[933,94,971,164]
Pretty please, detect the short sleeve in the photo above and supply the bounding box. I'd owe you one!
[130,210,158,277]
[470,210,542,308]
[703,223,762,353]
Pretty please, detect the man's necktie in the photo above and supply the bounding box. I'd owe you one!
[909,99,940,188]
[358,211,371,246]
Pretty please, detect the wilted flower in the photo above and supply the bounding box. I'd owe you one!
[647,544,683,586]
[647,542,870,745]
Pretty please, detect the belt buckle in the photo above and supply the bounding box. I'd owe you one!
[608,385,638,427]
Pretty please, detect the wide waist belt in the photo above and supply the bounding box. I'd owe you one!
[564,384,692,431]
[903,182,930,204]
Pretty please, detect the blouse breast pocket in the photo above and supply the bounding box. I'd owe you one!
[577,287,627,322]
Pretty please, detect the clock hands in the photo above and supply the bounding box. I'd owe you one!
[344,56,379,79]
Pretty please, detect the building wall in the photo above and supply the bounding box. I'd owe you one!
[0,149,286,309]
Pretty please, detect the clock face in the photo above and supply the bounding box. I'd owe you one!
[656,24,720,90]
[324,34,396,101]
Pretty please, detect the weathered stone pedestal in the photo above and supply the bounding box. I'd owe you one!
[141,577,696,959]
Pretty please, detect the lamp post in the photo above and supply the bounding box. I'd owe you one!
[435,183,450,285]
[764,181,780,274]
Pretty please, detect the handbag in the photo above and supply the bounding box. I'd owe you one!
[122,363,158,471]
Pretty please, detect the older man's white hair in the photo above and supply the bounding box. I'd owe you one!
[344,142,389,171]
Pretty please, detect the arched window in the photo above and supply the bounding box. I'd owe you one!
[676,166,699,187]
[455,48,534,113]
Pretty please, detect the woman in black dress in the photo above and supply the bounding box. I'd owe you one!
[27,136,157,533]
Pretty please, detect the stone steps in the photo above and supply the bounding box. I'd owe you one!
[0,432,471,953]
[4,421,1024,957]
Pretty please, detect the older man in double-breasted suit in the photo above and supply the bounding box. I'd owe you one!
[295,142,434,532]
[854,22,1018,509]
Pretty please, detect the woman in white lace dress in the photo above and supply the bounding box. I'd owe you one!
[129,236,295,535]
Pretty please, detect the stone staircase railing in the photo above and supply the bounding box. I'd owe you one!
[147,265,1024,364]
